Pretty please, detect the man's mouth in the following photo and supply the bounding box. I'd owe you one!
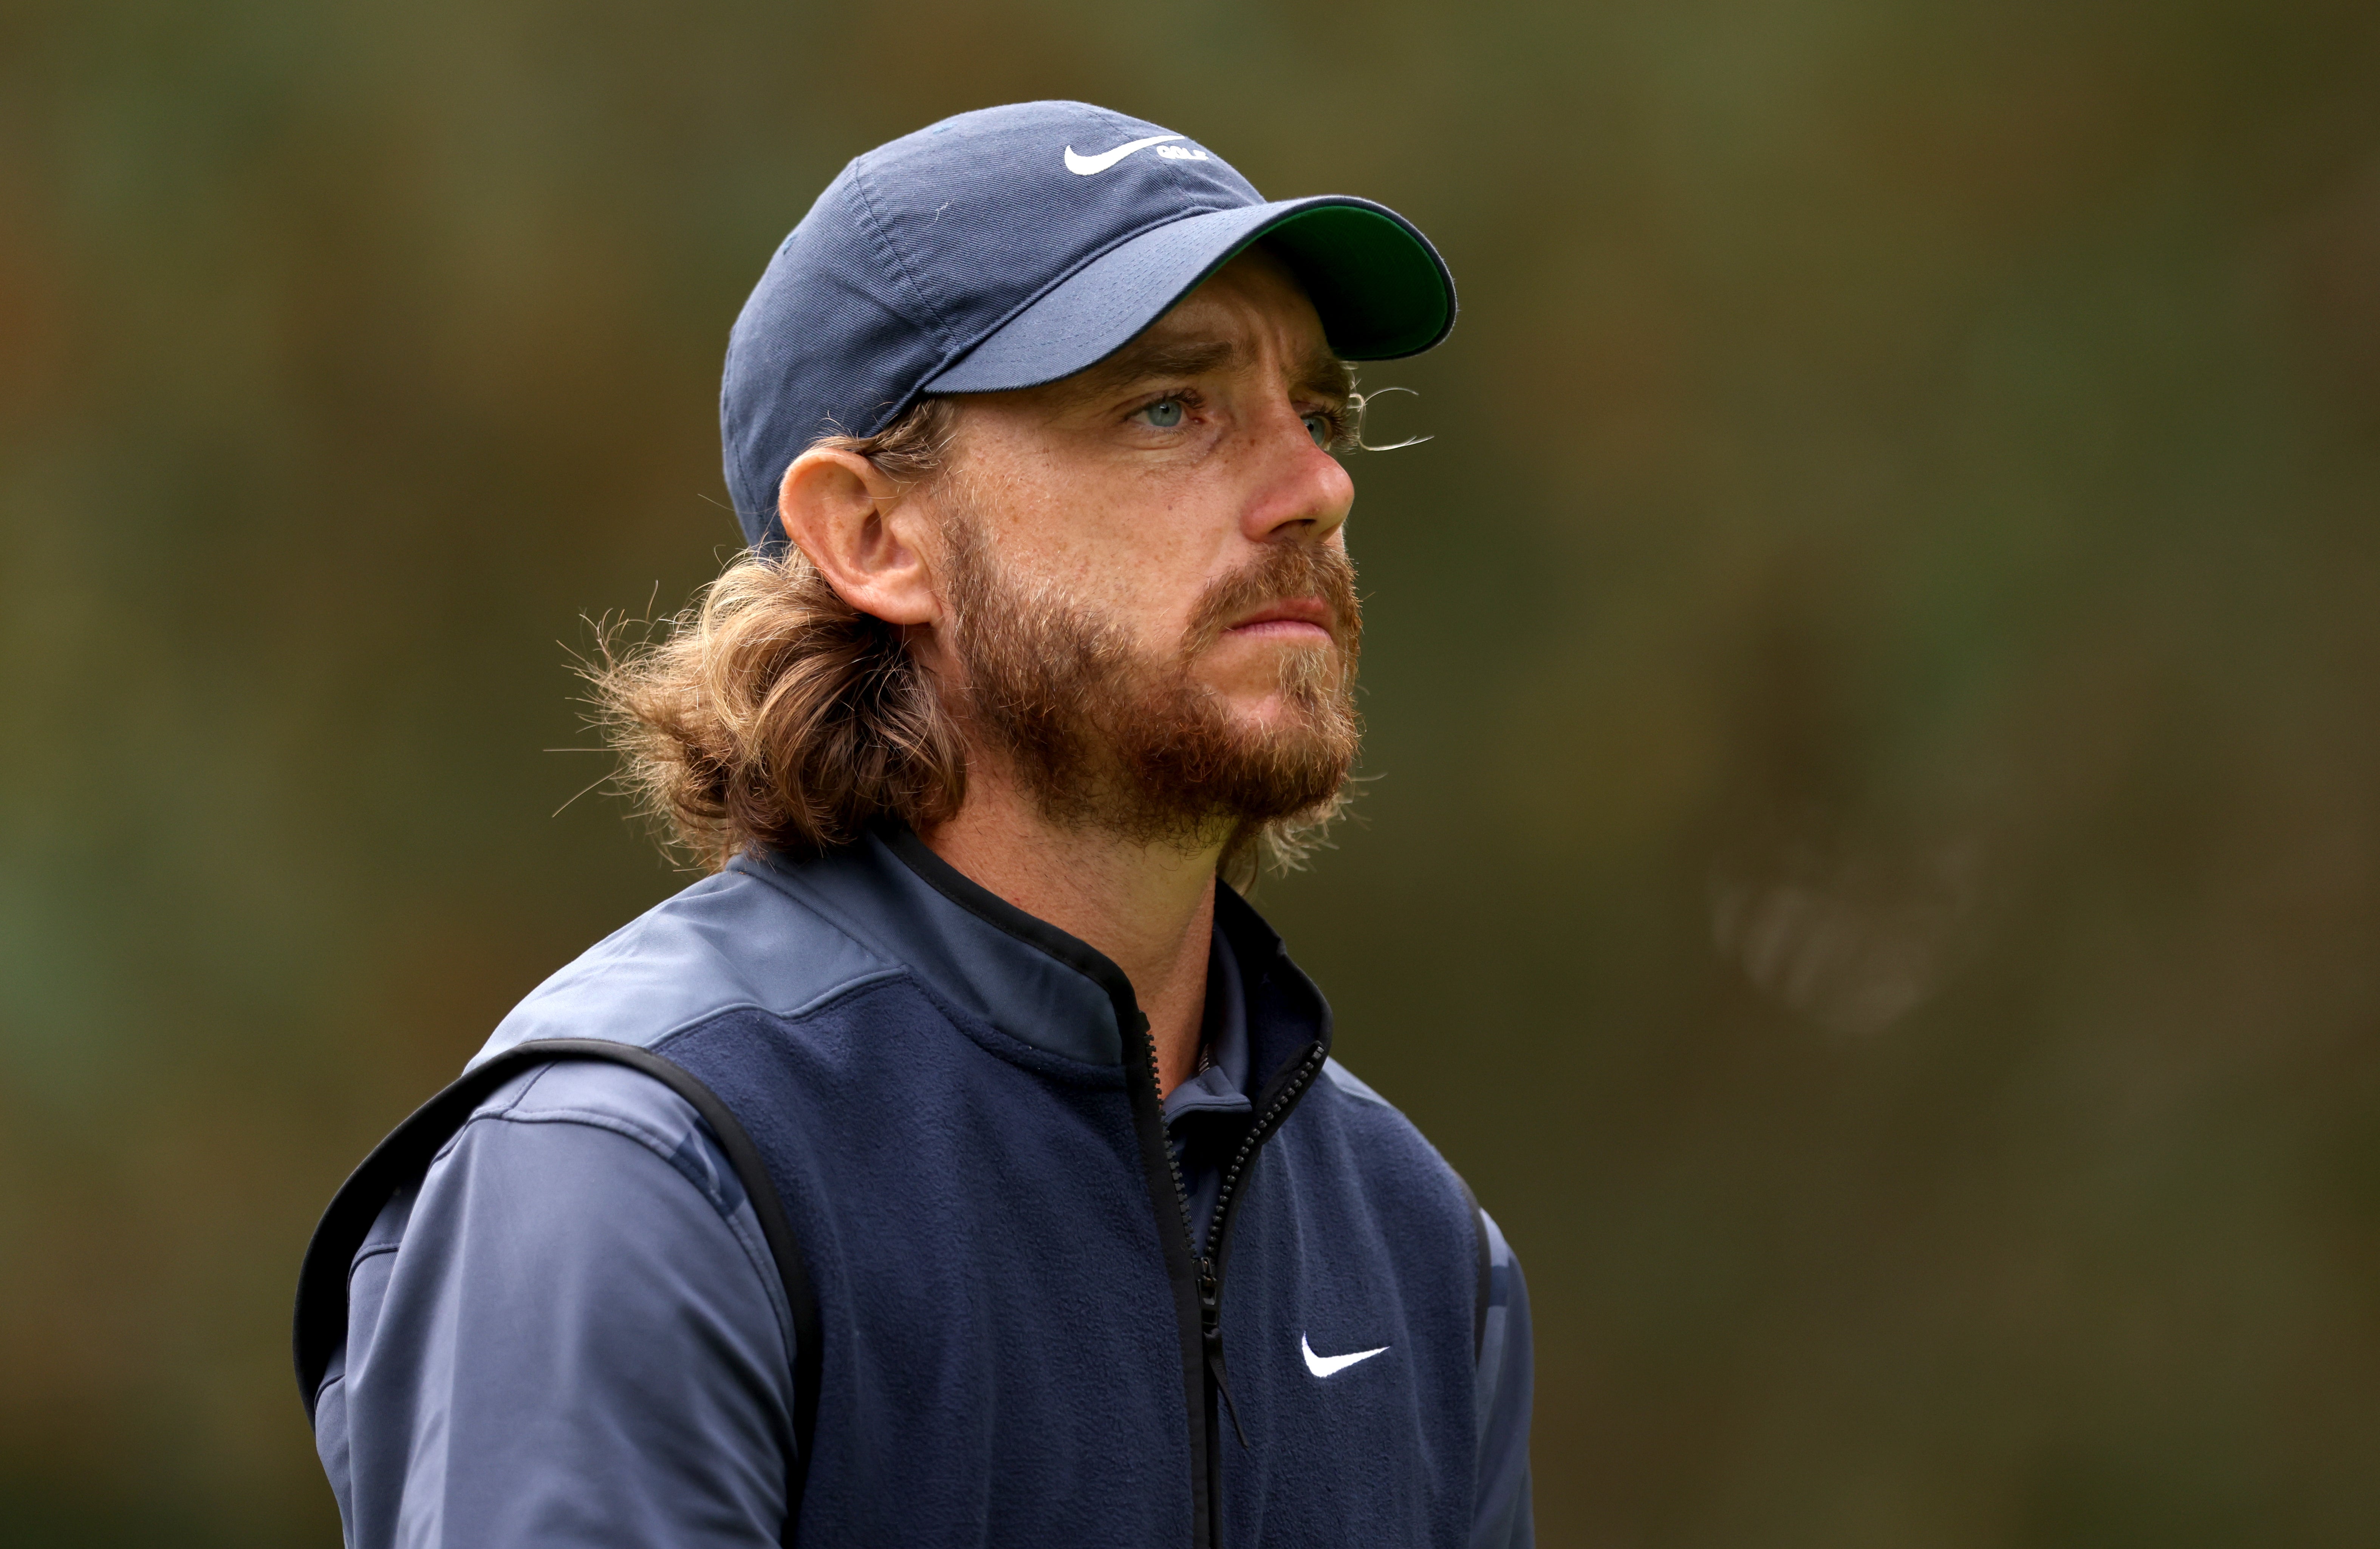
[1223,597,1335,644]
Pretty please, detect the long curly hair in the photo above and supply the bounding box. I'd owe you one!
[586,400,968,870]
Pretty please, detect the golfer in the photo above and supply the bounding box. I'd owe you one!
[296,100,1534,1548]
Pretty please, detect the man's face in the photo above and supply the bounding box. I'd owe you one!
[921,247,1364,843]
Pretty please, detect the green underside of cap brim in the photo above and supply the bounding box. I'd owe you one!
[1249,203,1455,361]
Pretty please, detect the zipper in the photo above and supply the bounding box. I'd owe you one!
[876,831,1331,1549]
[1133,1014,1327,1535]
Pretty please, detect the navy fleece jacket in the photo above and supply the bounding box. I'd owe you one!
[309,835,1534,1546]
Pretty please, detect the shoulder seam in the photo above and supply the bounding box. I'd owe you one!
[427,1096,697,1185]
[413,1083,797,1353]
[481,965,911,1071]
[645,965,913,1051]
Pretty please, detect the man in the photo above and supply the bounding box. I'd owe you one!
[296,100,1533,1548]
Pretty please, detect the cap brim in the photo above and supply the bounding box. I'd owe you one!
[923,195,1455,395]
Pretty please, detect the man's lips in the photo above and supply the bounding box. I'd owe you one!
[1223,597,1335,642]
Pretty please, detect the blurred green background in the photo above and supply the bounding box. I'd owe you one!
[7,0,2380,1543]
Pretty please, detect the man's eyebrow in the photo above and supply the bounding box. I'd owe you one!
[1295,348,1357,405]
[1073,337,1242,396]
[1063,334,1354,403]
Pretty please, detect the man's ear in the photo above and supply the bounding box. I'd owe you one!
[775,447,941,626]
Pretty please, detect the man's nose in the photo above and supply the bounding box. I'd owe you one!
[1240,397,1355,545]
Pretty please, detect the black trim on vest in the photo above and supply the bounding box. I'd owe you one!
[1201,902,1332,1462]
[1199,1032,1326,1531]
[882,827,1144,1017]
[291,1039,824,1540]
[883,827,1216,1547]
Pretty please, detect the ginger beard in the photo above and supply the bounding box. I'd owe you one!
[936,510,1362,853]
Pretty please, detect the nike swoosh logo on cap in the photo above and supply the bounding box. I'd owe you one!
[1301,1332,1390,1378]
[1063,134,1184,175]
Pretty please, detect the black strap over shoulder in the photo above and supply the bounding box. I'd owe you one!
[291,1038,823,1527]
[1452,1170,1492,1362]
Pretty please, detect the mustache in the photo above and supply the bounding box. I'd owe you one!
[1182,541,1361,659]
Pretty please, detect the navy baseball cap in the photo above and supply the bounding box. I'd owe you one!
[722,100,1456,550]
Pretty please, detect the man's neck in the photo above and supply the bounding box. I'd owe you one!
[921,766,1220,1098]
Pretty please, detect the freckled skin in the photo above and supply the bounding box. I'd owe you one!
[921,249,1355,729]
[774,247,1357,1092]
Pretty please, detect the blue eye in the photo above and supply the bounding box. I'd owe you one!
[1302,413,1331,448]
[1139,398,1185,428]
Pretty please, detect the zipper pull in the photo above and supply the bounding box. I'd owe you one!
[1197,1260,1250,1449]
[1209,1348,1251,1451]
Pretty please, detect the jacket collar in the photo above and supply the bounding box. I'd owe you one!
[729,830,1330,1082]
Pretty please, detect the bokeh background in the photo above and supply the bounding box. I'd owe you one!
[7,0,2380,1542]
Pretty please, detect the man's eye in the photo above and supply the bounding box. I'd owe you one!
[1137,398,1186,428]
[1302,412,1332,448]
